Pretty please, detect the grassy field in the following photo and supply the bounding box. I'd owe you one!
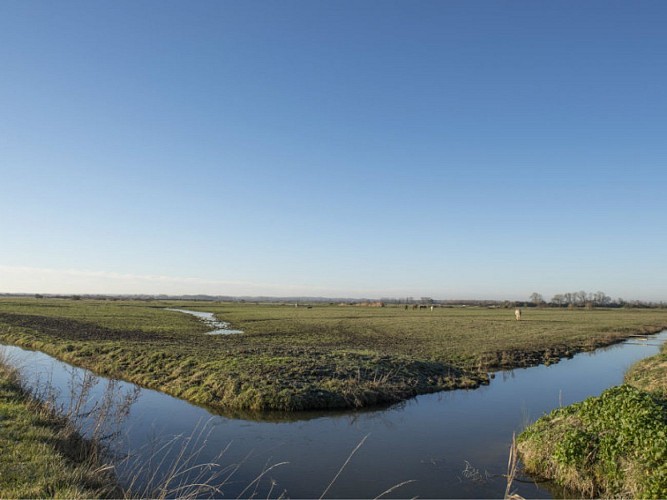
[0,357,119,498]
[1,298,666,412]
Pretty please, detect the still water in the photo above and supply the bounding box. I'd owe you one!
[2,331,665,498]
[165,308,244,335]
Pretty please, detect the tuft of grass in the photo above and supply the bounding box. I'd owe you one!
[120,420,242,499]
[625,339,667,397]
[504,433,522,500]
[518,385,667,498]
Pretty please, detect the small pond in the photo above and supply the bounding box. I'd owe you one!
[1,330,665,498]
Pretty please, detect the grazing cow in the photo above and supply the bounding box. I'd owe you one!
[430,305,434,311]
[515,308,522,321]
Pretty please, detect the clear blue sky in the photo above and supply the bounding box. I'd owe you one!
[1,1,666,300]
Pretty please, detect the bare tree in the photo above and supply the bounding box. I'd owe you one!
[592,291,611,306]
[575,290,588,306]
[529,292,544,306]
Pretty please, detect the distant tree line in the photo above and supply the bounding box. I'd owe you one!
[525,291,666,309]
[549,291,611,307]
[4,292,664,309]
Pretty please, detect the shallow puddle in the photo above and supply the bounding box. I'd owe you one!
[166,308,243,334]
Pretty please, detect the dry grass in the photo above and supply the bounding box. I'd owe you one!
[1,298,666,412]
[0,349,266,499]
[625,343,667,397]
[0,350,121,498]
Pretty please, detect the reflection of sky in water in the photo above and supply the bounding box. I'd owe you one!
[166,308,243,335]
[2,331,665,499]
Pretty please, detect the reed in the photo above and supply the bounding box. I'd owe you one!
[0,349,121,498]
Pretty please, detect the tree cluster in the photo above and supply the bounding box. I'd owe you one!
[549,290,612,307]
[525,291,618,307]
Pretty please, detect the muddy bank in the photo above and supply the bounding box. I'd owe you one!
[480,325,667,371]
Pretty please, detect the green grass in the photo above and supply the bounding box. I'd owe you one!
[0,359,119,498]
[1,298,666,412]
[518,385,667,498]
[625,339,667,398]
[518,328,667,498]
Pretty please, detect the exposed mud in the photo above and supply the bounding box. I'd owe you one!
[0,313,159,342]
[479,325,667,372]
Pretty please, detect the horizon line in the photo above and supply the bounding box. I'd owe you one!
[1,292,664,305]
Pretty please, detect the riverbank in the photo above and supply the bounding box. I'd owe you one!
[1,298,667,412]
[625,339,667,397]
[0,356,120,498]
[3,324,666,498]
[517,336,667,498]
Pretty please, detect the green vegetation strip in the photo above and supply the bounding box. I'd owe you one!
[518,339,667,498]
[1,298,667,413]
[0,361,119,498]
[518,386,667,498]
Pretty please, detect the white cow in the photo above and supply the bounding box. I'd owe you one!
[514,308,522,321]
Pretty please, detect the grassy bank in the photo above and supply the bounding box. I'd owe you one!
[0,357,119,498]
[1,298,667,412]
[518,338,667,498]
[625,340,667,398]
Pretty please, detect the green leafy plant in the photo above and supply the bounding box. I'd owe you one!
[518,385,667,498]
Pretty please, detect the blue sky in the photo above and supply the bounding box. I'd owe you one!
[1,1,666,300]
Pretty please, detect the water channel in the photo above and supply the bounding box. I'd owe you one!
[165,308,244,335]
[1,328,665,498]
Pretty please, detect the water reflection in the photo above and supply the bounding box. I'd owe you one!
[1,330,665,498]
[166,308,244,335]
